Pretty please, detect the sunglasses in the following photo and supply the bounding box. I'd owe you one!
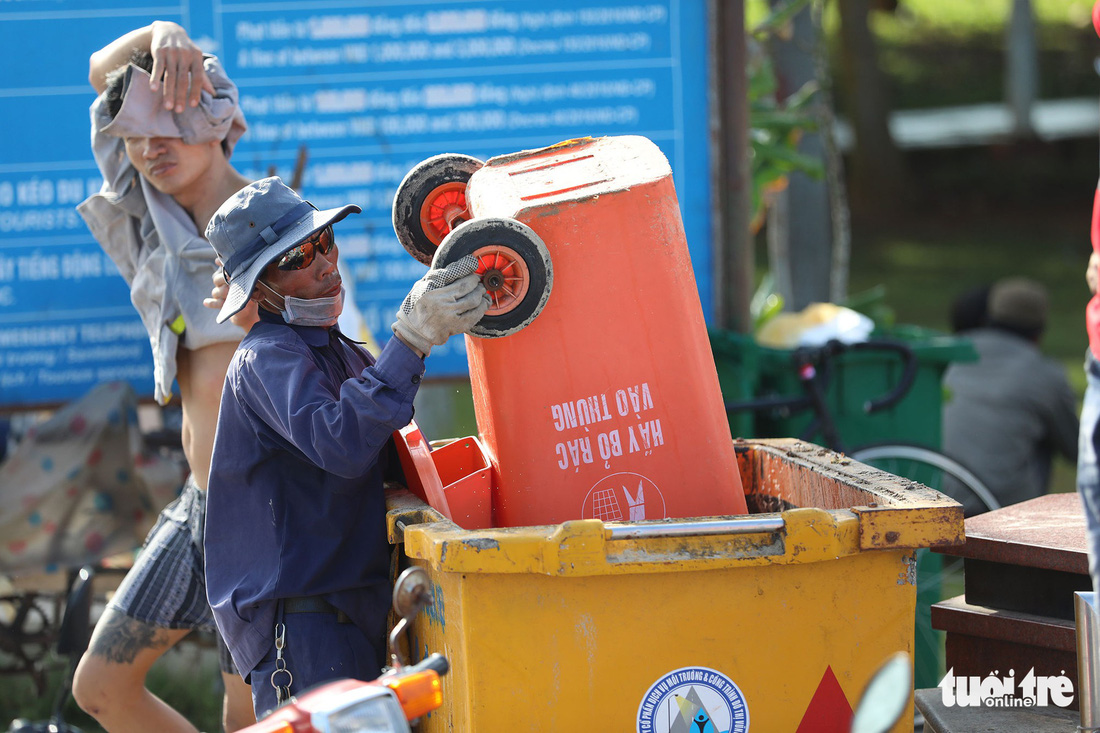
[277,226,335,271]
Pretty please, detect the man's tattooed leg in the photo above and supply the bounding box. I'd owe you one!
[88,610,174,665]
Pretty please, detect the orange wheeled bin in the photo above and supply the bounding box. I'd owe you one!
[393,135,746,527]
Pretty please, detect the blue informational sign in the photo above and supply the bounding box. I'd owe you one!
[0,1,711,408]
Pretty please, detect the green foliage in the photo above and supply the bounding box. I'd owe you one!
[750,273,786,331]
[823,0,1100,110]
[749,0,816,37]
[876,0,1094,39]
[746,0,826,230]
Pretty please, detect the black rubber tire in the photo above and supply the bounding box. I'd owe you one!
[433,217,553,338]
[392,153,484,264]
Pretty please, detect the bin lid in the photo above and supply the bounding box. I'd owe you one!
[468,135,672,218]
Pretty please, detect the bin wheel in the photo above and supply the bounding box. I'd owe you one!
[433,217,553,338]
[392,153,484,264]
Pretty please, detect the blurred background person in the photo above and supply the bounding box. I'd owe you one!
[942,277,1078,515]
[949,283,992,335]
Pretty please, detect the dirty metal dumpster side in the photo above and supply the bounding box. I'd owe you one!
[387,439,964,732]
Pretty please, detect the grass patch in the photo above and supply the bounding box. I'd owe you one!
[850,141,1095,378]
[841,138,1095,495]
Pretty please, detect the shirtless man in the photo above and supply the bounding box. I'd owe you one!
[73,21,255,732]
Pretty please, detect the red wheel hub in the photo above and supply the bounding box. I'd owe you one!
[419,183,469,246]
[472,245,530,316]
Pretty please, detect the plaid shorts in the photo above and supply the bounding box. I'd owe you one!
[107,476,236,674]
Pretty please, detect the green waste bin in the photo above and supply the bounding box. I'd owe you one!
[709,329,760,439]
[709,325,978,692]
[709,325,977,449]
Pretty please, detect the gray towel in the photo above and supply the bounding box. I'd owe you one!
[77,55,246,404]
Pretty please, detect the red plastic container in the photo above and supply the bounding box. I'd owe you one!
[395,424,492,530]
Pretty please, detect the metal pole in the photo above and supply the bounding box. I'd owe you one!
[1006,0,1038,139]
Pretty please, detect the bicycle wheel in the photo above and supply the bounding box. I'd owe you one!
[850,442,997,690]
[850,443,1000,516]
[848,441,996,590]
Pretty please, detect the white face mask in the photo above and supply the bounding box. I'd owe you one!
[259,281,345,327]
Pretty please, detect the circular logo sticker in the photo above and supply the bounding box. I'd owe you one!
[581,472,665,522]
[637,666,750,733]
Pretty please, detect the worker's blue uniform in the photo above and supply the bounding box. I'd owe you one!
[205,307,424,716]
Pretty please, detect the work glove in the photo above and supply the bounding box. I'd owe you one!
[392,256,490,357]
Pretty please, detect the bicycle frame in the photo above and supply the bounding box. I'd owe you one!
[724,339,919,453]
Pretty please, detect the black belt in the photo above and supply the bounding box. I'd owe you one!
[282,596,353,624]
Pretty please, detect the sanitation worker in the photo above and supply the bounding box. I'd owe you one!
[201,176,489,717]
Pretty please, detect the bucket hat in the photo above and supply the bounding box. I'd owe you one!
[205,177,360,323]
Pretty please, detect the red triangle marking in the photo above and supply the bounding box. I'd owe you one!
[795,666,854,733]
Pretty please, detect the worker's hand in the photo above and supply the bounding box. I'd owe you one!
[1089,251,1099,295]
[392,256,489,358]
[203,257,259,330]
[149,20,213,113]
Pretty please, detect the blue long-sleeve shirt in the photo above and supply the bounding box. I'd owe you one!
[205,308,424,678]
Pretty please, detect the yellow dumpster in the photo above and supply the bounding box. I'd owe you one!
[386,438,964,732]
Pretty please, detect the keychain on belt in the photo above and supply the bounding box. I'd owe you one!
[271,603,293,705]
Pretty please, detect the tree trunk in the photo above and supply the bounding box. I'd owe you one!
[836,0,909,219]
[712,0,753,333]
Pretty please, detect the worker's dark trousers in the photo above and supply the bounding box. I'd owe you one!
[248,610,382,719]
